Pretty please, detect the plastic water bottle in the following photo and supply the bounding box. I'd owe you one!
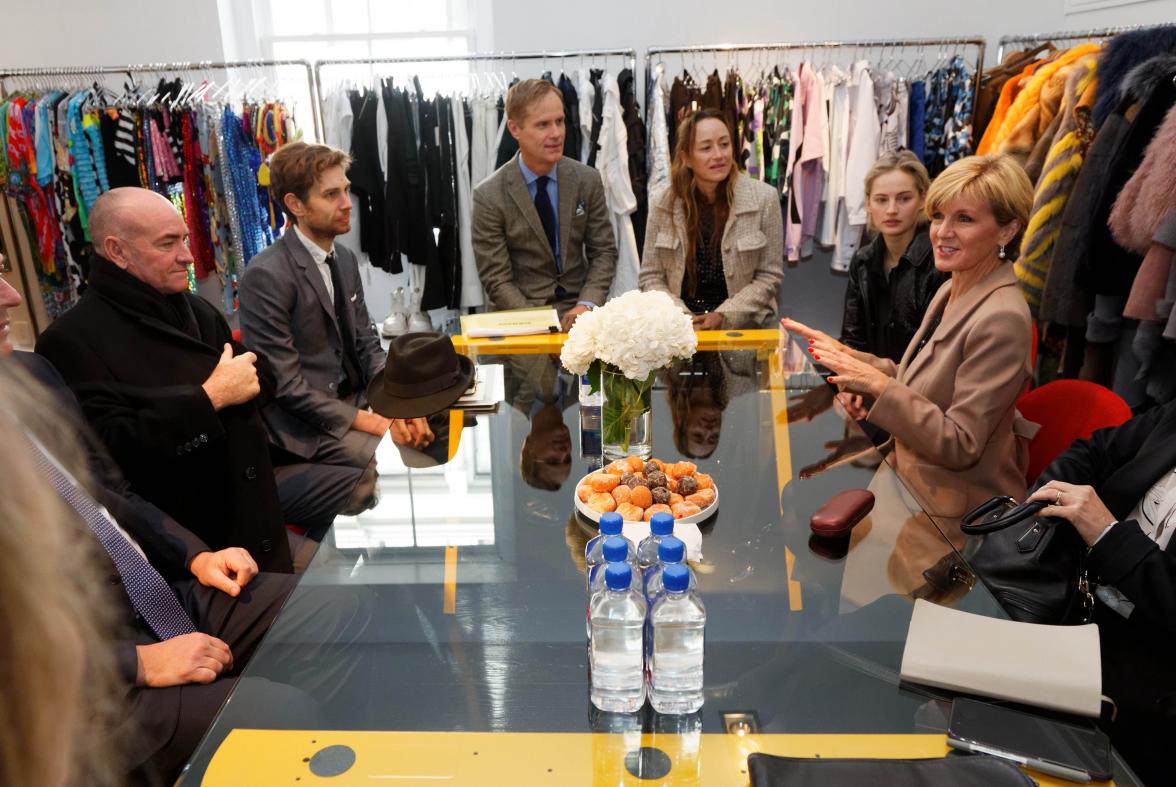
[590,563,647,713]
[590,537,641,594]
[649,564,706,714]
[644,536,697,601]
[587,537,640,637]
[585,513,630,592]
[637,512,675,569]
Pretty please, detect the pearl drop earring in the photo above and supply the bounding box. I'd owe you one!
[998,244,1007,260]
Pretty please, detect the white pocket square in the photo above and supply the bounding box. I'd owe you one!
[350,294,357,302]
[575,201,586,216]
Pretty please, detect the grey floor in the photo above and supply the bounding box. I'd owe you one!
[778,247,850,337]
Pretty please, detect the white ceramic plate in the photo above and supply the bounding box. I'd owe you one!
[572,472,719,526]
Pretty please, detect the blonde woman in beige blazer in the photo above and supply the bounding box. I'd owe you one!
[784,155,1039,526]
[640,109,784,330]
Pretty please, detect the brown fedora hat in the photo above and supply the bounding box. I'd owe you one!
[367,332,475,419]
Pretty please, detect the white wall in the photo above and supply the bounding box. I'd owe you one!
[0,0,225,67]
[486,0,1175,65]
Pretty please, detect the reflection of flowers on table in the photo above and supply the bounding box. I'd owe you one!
[560,291,697,456]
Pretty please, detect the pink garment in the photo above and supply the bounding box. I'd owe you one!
[785,62,828,261]
[1124,242,1176,321]
[1109,100,1176,254]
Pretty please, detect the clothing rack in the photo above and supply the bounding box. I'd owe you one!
[644,36,986,129]
[0,59,322,139]
[313,48,639,126]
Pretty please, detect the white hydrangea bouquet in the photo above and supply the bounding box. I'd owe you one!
[560,290,697,457]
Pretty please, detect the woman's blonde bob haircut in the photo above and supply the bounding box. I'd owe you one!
[924,154,1033,261]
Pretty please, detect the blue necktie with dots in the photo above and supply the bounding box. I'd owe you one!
[23,433,197,641]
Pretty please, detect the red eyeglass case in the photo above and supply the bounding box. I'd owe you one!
[810,489,875,539]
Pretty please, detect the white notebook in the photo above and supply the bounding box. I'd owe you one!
[900,599,1102,717]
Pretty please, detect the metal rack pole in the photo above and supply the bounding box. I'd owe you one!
[0,59,322,139]
[312,48,638,144]
[643,36,985,133]
[996,22,1175,61]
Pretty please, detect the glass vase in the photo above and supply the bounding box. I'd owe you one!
[601,363,655,461]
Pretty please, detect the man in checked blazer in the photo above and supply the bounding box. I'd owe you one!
[240,143,432,477]
[472,79,617,332]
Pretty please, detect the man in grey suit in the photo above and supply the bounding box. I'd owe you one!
[472,79,617,333]
[240,142,432,472]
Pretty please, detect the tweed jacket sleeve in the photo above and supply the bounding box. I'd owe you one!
[238,259,358,441]
[714,182,785,326]
[639,189,691,312]
[472,183,530,310]
[577,168,619,307]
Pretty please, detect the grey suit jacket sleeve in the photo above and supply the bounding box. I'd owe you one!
[472,186,530,310]
[238,263,357,441]
[579,171,618,307]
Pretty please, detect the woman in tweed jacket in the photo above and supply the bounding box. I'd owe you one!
[639,109,784,330]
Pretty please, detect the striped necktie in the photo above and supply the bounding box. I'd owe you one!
[23,433,197,641]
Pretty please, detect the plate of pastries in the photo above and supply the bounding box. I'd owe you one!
[574,456,719,524]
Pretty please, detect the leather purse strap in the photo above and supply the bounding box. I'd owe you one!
[960,496,1048,535]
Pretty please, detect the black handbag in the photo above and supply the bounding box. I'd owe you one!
[960,496,1094,625]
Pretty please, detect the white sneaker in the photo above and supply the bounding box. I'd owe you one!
[381,312,408,337]
[408,312,433,333]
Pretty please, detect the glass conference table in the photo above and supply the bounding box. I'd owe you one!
[180,330,1138,786]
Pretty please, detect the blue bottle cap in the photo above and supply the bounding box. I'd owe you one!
[658,535,685,564]
[650,512,675,536]
[662,563,690,593]
[602,536,629,563]
[605,562,633,591]
[599,512,623,536]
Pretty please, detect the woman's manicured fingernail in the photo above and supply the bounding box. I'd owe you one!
[814,355,821,360]
[808,339,814,344]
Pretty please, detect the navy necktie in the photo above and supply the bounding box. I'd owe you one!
[23,433,197,641]
[533,175,559,268]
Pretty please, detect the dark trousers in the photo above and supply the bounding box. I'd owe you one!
[130,572,374,784]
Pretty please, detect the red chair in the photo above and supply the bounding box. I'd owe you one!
[1016,380,1132,485]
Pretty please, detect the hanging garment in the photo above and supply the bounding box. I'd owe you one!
[989,43,1101,159]
[596,72,641,299]
[1014,54,1099,315]
[785,62,827,262]
[469,95,498,188]
[908,80,927,160]
[618,67,647,255]
[942,56,976,169]
[421,94,460,311]
[1109,99,1176,255]
[325,89,353,152]
[834,61,878,272]
[452,98,482,309]
[646,63,671,196]
[1042,55,1176,327]
[587,68,605,168]
[559,73,581,161]
[576,68,596,164]
[348,89,389,269]
[818,64,849,249]
[1091,26,1176,130]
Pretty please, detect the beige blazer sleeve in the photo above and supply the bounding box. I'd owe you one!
[472,185,529,311]
[578,171,619,307]
[714,184,785,326]
[867,303,1031,471]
